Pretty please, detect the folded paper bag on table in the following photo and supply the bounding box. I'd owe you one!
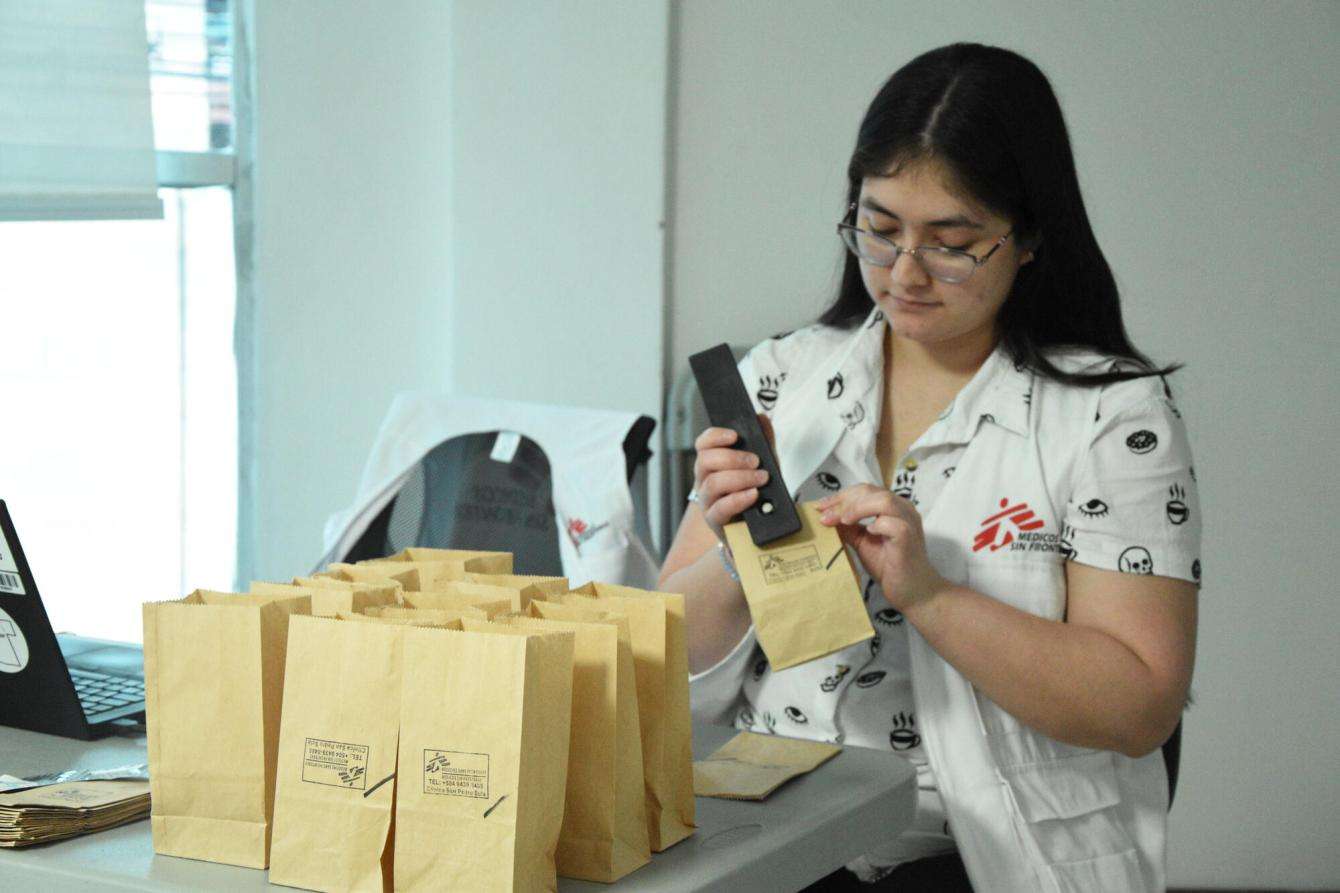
[693,731,841,800]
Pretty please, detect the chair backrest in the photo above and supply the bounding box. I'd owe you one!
[342,431,563,574]
[339,419,657,575]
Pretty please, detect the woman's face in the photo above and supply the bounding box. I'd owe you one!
[855,157,1032,350]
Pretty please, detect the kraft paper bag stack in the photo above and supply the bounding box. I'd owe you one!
[142,589,311,868]
[429,579,549,614]
[400,583,517,617]
[459,572,569,602]
[693,731,841,801]
[316,564,421,593]
[723,501,873,671]
[395,622,575,893]
[519,603,651,881]
[363,604,487,623]
[359,548,514,589]
[250,580,399,618]
[563,582,696,852]
[395,546,514,574]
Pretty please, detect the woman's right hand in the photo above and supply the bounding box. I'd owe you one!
[692,415,774,543]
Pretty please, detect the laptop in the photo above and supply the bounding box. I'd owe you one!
[0,499,146,740]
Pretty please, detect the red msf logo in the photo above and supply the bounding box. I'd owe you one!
[972,498,1044,553]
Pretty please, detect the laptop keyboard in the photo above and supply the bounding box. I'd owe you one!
[70,668,145,716]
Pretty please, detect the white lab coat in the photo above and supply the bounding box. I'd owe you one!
[320,393,660,589]
[690,307,1202,891]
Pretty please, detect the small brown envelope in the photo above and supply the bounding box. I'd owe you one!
[723,501,873,671]
[693,731,841,800]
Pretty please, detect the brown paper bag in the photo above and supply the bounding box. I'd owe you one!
[398,585,513,618]
[315,564,421,593]
[723,501,873,671]
[143,589,311,868]
[692,731,841,800]
[501,609,650,882]
[563,583,696,852]
[335,611,464,629]
[269,616,407,892]
[394,623,574,892]
[251,580,399,618]
[393,546,514,575]
[462,573,569,601]
[363,604,486,623]
[360,548,514,589]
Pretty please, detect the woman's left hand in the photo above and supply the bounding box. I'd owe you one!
[817,484,949,613]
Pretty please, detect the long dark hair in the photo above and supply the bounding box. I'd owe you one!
[820,43,1177,387]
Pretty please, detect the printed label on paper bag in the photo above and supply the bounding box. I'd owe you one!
[0,528,24,596]
[302,738,369,789]
[423,749,489,798]
[758,545,822,585]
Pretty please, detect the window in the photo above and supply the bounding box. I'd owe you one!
[0,0,238,642]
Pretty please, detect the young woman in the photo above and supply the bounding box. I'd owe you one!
[658,43,1202,892]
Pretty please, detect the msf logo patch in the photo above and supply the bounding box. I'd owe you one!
[972,497,1047,553]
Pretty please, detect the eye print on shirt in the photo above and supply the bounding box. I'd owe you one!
[866,310,885,329]
[1077,498,1109,519]
[751,654,769,681]
[1126,429,1159,454]
[820,665,851,693]
[736,706,756,730]
[1118,546,1154,575]
[1167,484,1190,525]
[762,711,777,734]
[827,372,844,400]
[855,670,886,688]
[816,471,841,492]
[784,706,809,724]
[874,608,904,626]
[1192,559,1201,583]
[890,712,921,751]
[756,374,784,411]
[942,466,956,479]
[863,578,878,604]
[841,402,866,430]
[870,633,882,657]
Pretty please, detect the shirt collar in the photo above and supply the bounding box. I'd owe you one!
[831,308,1034,445]
[932,342,1034,443]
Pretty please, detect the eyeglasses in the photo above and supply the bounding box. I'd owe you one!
[836,202,1013,285]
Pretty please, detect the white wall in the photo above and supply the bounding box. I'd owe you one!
[248,1,455,581]
[450,1,669,541]
[669,2,1339,889]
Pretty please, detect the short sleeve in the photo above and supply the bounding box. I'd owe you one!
[1064,383,1203,587]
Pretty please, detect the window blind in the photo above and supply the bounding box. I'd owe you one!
[0,0,161,221]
